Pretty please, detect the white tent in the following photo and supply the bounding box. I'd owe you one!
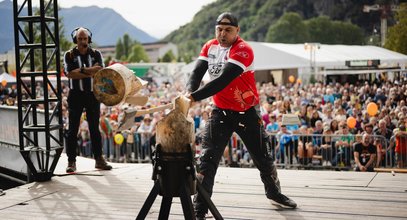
[0,72,16,83]
[250,42,310,70]
[249,42,407,75]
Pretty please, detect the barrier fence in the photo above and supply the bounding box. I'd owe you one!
[268,133,398,170]
[73,130,154,163]
[71,131,407,170]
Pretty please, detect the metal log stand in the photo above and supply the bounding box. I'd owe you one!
[136,144,223,220]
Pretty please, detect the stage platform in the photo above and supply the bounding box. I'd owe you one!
[0,155,406,220]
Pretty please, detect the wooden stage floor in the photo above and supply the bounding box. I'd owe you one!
[1,155,406,220]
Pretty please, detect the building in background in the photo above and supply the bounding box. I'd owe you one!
[142,42,178,63]
[97,42,178,63]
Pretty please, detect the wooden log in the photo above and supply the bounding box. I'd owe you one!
[156,96,195,154]
[93,63,147,106]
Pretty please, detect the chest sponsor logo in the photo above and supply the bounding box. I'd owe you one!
[208,63,224,77]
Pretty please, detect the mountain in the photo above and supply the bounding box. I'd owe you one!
[164,0,398,57]
[60,6,156,46]
[0,0,14,53]
[0,0,157,53]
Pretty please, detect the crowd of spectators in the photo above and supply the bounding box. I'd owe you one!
[0,84,17,106]
[259,79,407,169]
[1,74,406,170]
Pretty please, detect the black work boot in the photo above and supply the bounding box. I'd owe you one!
[196,214,206,220]
[95,156,112,170]
[66,161,76,173]
[268,192,297,209]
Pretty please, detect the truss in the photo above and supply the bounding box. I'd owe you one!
[13,0,63,181]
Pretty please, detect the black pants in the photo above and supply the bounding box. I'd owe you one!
[194,106,281,215]
[66,90,102,162]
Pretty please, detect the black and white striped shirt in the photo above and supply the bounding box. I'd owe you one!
[63,47,104,92]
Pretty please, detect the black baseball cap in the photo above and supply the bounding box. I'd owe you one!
[216,12,238,27]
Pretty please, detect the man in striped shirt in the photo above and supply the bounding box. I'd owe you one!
[63,27,112,173]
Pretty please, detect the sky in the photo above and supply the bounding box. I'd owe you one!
[19,0,216,39]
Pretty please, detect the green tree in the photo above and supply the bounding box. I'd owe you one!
[58,18,73,53]
[385,3,407,54]
[122,34,133,58]
[104,55,112,67]
[266,12,308,43]
[127,43,150,63]
[332,21,364,45]
[115,38,124,60]
[305,16,364,44]
[115,34,149,62]
[305,16,335,44]
[160,50,176,62]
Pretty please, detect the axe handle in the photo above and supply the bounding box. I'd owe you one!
[133,103,173,117]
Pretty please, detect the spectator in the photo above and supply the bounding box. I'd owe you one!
[334,122,354,167]
[374,119,393,167]
[374,88,387,104]
[79,115,91,157]
[330,119,339,133]
[283,99,292,113]
[277,124,294,165]
[323,88,334,104]
[354,134,377,172]
[298,105,309,126]
[394,124,407,168]
[286,123,300,164]
[137,115,154,160]
[355,112,364,133]
[362,123,375,143]
[321,126,334,166]
[100,112,114,160]
[266,114,279,133]
[310,110,322,128]
[312,120,324,159]
[297,126,313,165]
[261,102,272,125]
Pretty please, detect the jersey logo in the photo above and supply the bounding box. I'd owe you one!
[235,51,249,59]
[233,87,257,108]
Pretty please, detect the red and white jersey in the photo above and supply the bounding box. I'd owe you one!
[198,36,259,111]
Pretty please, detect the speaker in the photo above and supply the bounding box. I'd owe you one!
[71,27,92,44]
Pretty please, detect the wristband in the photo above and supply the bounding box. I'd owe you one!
[80,67,85,74]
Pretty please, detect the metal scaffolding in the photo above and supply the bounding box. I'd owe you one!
[13,0,63,182]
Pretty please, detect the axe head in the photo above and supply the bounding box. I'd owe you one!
[117,109,138,131]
